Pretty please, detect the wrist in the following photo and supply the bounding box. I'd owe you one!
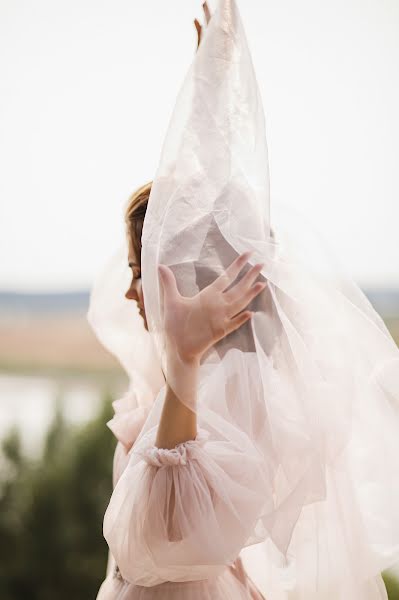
[164,351,200,405]
[166,348,201,370]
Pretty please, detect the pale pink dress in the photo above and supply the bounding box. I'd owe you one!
[95,390,266,600]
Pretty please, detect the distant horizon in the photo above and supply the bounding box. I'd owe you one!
[1,281,399,295]
[1,287,398,321]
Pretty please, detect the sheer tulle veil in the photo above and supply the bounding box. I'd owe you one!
[87,0,399,598]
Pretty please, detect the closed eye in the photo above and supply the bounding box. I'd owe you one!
[128,263,141,279]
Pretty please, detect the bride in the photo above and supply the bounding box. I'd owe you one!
[97,180,268,599]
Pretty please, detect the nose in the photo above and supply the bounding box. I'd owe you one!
[125,278,142,303]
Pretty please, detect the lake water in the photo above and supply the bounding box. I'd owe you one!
[0,373,120,458]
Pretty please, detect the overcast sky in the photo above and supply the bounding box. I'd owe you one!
[1,0,398,292]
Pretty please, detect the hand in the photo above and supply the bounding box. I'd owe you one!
[158,251,266,364]
[194,1,212,51]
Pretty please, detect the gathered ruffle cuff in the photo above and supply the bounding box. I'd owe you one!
[135,429,210,467]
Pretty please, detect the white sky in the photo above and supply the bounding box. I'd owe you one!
[0,0,398,292]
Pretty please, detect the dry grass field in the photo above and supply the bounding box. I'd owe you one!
[0,314,122,376]
[0,313,397,376]
[385,318,399,347]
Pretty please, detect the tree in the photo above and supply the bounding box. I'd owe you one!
[0,389,115,600]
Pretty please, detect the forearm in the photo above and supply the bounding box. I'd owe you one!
[155,355,199,449]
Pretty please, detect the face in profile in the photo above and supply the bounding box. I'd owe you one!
[125,234,148,330]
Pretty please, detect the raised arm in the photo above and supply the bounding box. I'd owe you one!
[194,1,212,51]
[155,251,266,449]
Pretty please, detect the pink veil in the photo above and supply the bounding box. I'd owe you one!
[87,1,399,597]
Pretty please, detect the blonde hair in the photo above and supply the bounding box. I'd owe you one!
[124,181,152,261]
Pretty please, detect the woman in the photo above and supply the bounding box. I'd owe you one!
[90,1,399,598]
[94,179,268,599]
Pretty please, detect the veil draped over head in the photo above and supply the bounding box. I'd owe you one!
[87,0,399,598]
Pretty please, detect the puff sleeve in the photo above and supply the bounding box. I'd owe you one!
[102,414,269,587]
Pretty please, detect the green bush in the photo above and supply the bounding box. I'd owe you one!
[383,570,399,600]
[0,390,115,600]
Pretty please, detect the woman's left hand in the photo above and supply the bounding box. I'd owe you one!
[194,1,212,51]
[158,251,266,364]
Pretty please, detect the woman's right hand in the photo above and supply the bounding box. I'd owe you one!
[158,251,266,365]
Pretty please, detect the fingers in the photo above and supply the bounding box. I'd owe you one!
[194,2,212,51]
[158,264,180,302]
[225,309,253,336]
[203,1,211,25]
[227,281,267,318]
[223,262,264,302]
[194,18,202,49]
[212,251,254,293]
